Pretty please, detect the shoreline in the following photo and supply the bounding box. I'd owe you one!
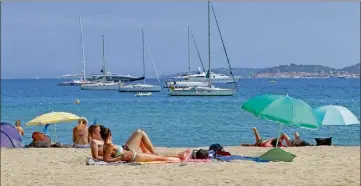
[2,146,360,186]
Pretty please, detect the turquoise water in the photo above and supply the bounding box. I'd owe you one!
[1,78,360,147]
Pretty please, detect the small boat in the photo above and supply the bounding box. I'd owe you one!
[269,80,276,83]
[135,92,152,97]
[118,27,162,93]
[168,1,237,96]
[81,35,118,90]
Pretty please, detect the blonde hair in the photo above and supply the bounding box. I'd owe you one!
[78,117,88,125]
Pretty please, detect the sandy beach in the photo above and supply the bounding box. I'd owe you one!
[1,146,360,186]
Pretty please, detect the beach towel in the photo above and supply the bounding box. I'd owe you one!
[217,155,270,163]
[86,157,140,166]
[86,156,183,166]
[86,156,212,166]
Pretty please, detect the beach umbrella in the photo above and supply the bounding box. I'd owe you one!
[241,94,321,162]
[313,105,360,136]
[26,112,82,142]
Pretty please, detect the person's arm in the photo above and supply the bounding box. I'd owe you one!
[88,128,91,142]
[21,129,24,136]
[103,144,122,163]
[90,140,103,160]
[72,128,76,143]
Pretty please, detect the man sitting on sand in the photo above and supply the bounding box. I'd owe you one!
[73,118,90,148]
[88,124,191,162]
[241,127,312,147]
[14,120,24,136]
[88,124,105,160]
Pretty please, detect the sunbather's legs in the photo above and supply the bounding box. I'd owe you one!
[125,129,156,154]
[281,132,291,146]
[134,153,181,162]
[294,132,300,141]
[252,127,262,142]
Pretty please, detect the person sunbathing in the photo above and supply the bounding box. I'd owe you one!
[88,124,190,162]
[100,127,190,163]
[241,127,286,147]
[73,117,90,148]
[281,132,313,147]
[88,124,105,160]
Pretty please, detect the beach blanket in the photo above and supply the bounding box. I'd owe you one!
[216,155,270,163]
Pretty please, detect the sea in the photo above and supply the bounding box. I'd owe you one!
[1,78,360,147]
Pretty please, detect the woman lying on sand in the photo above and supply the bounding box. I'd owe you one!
[100,127,190,162]
[241,127,312,147]
[88,124,190,162]
[241,127,285,147]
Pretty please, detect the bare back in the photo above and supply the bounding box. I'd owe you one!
[73,125,89,145]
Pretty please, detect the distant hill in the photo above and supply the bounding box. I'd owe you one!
[259,63,337,74]
[341,63,360,74]
[160,63,360,78]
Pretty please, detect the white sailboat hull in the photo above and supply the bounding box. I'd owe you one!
[58,80,94,86]
[168,86,235,96]
[81,82,119,90]
[118,84,161,92]
[164,81,209,88]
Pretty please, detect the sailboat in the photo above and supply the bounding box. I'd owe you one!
[118,27,161,92]
[165,27,209,88]
[58,17,94,86]
[168,1,237,96]
[81,35,119,90]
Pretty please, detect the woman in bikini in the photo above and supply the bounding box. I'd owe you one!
[100,127,190,162]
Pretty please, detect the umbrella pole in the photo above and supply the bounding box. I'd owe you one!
[275,124,283,148]
[53,124,58,143]
[330,126,333,137]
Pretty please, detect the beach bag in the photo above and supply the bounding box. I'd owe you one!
[209,143,231,157]
[192,149,209,159]
[314,137,332,146]
[209,143,224,152]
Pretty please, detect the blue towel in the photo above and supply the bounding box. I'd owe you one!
[217,155,270,163]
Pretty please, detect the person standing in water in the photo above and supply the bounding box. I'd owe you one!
[72,117,90,148]
[14,120,24,136]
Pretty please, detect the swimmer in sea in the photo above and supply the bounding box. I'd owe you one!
[72,117,90,148]
[100,127,191,163]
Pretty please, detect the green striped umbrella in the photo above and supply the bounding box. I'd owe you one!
[242,94,321,131]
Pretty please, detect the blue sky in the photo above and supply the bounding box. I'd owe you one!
[2,2,359,78]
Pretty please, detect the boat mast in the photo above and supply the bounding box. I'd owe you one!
[210,2,238,90]
[142,26,146,84]
[190,29,206,73]
[79,16,86,81]
[207,0,211,87]
[102,35,106,82]
[188,26,191,79]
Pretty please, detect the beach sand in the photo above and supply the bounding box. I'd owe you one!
[1,146,360,186]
